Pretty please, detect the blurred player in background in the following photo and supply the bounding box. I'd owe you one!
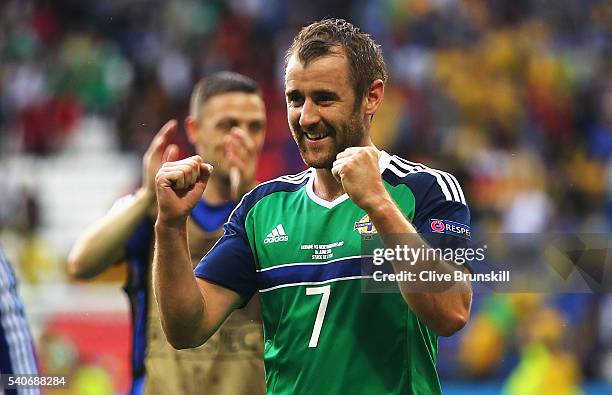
[153,19,471,394]
[67,72,266,395]
[0,244,39,395]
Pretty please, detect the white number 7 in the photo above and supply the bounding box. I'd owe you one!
[305,285,331,348]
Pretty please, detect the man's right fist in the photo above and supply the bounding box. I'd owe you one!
[155,153,214,226]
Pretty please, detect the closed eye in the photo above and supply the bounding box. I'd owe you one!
[313,92,338,105]
[286,91,304,107]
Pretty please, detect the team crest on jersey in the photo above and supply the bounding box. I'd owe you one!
[354,215,377,235]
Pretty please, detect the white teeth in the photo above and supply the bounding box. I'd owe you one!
[305,132,327,140]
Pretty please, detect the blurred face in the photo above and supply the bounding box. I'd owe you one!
[188,92,266,178]
[285,51,367,169]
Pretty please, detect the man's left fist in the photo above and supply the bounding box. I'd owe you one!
[332,147,389,211]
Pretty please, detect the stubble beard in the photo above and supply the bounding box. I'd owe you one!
[292,112,365,169]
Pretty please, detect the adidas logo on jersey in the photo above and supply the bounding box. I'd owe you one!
[264,224,289,244]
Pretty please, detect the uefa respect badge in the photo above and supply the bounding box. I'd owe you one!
[429,219,471,239]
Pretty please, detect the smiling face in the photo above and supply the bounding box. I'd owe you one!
[285,50,369,169]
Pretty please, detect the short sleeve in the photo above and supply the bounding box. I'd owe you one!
[383,156,473,270]
[410,174,472,270]
[194,204,257,307]
[414,200,471,250]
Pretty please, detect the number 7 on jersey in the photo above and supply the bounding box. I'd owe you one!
[305,285,331,348]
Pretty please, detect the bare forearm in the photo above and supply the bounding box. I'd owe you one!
[366,198,472,336]
[153,221,207,348]
[67,188,154,279]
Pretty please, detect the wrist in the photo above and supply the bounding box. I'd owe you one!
[363,195,395,217]
[365,195,418,235]
[155,216,188,233]
[360,184,393,212]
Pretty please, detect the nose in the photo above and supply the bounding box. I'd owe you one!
[299,98,320,130]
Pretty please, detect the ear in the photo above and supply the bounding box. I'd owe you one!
[184,115,199,145]
[364,79,385,116]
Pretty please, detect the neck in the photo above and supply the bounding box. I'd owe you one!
[313,168,344,201]
[202,174,232,205]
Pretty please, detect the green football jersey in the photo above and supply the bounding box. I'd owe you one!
[194,151,470,394]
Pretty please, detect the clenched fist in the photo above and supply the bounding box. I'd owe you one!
[155,149,214,226]
[331,147,390,211]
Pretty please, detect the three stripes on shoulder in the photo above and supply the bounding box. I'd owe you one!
[387,156,466,205]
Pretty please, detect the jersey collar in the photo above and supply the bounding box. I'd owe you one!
[305,150,392,209]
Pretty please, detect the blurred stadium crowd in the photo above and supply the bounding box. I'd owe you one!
[0,0,611,393]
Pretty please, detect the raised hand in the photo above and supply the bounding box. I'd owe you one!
[155,147,214,226]
[224,127,259,199]
[142,120,179,202]
[331,147,389,211]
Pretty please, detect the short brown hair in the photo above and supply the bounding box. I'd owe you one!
[190,71,261,121]
[285,18,388,101]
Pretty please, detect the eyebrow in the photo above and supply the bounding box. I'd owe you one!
[216,116,265,125]
[285,89,340,100]
[312,90,340,100]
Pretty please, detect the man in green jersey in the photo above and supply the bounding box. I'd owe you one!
[153,19,472,394]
